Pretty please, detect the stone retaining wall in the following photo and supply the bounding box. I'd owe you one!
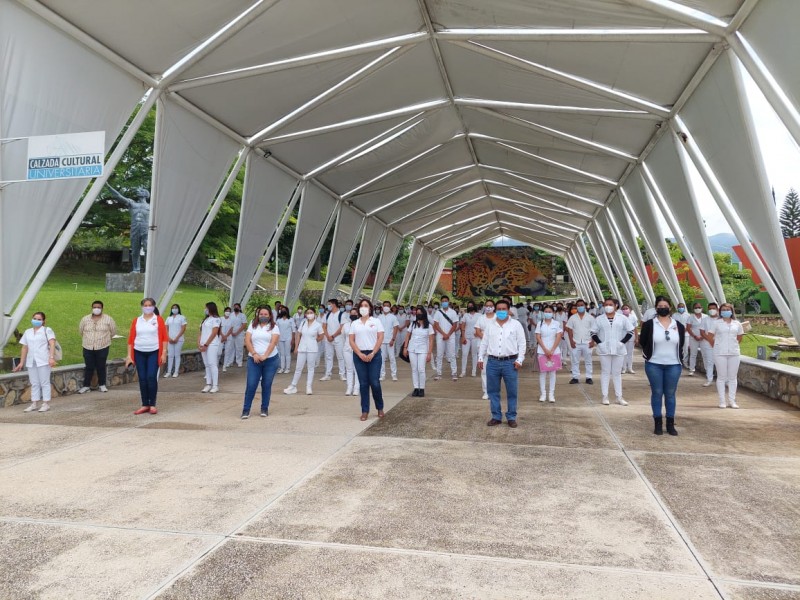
[1,351,205,408]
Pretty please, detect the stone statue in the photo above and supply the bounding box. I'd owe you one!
[105,184,151,273]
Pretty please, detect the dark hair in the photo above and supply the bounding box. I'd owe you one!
[575,298,586,306]
[252,305,274,328]
[32,311,46,322]
[92,300,104,308]
[414,306,430,329]
[495,299,510,310]
[358,298,375,315]
[171,304,182,315]
[655,297,672,308]
[708,302,718,309]
[441,295,449,301]
[205,302,220,318]
[224,306,232,313]
[327,298,339,307]
[141,297,156,306]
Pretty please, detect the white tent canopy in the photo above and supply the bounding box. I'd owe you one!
[3,0,800,352]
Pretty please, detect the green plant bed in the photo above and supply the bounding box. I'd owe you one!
[739,334,800,367]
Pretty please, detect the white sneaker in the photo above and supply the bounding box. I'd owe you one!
[201,385,211,393]
[602,397,610,405]
[345,388,353,396]
[460,372,466,378]
[77,386,90,394]
[392,376,398,381]
[284,386,297,395]
[452,376,458,381]
[209,386,218,393]
[703,381,713,387]
[616,397,628,406]
[319,375,331,381]
[99,385,108,392]
[306,387,313,395]
[434,374,441,381]
[689,371,695,376]
[172,373,179,378]
[222,367,227,373]
[24,402,39,412]
[548,395,556,403]
[718,402,726,409]
[482,393,489,400]
[163,372,171,378]
[539,394,546,402]
[379,376,385,381]
[340,375,346,381]
[729,401,739,409]
[38,403,50,412]
[629,369,636,374]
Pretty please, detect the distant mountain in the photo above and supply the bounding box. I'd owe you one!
[669,233,741,263]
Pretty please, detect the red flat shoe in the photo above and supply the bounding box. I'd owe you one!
[377,410,385,418]
[133,407,149,415]
[149,406,158,415]
[360,413,368,421]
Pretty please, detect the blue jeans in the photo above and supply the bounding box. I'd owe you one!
[486,358,518,421]
[353,351,384,414]
[645,361,682,418]
[134,349,159,406]
[243,354,280,414]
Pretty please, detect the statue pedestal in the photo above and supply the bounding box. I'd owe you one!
[105,272,145,293]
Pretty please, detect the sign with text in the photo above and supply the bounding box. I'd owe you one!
[27,131,105,181]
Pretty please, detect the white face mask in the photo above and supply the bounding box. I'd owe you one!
[604,305,615,314]
[224,311,231,317]
[694,308,703,314]
[485,306,494,313]
[708,309,718,317]
[359,306,370,317]
[305,313,314,320]
[383,306,390,313]
[92,307,102,316]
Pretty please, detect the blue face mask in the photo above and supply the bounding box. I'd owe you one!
[495,310,508,320]
[678,307,685,313]
[720,310,733,319]
[31,319,43,328]
[441,301,449,309]
[543,312,553,320]
[577,306,585,314]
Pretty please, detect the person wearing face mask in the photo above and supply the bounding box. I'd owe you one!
[230,304,248,368]
[698,302,718,387]
[673,303,689,367]
[566,299,595,385]
[535,307,563,402]
[219,306,235,373]
[13,311,58,412]
[554,304,570,362]
[164,304,187,378]
[321,299,346,382]
[707,303,744,409]
[640,298,685,435]
[275,308,296,374]
[349,299,386,421]
[403,306,435,397]
[459,302,481,377]
[590,299,634,406]
[432,295,460,381]
[342,308,361,396]
[685,303,706,377]
[77,300,117,394]
[241,307,281,419]
[124,298,168,414]
[377,301,400,381]
[394,305,409,359]
[620,304,639,374]
[478,299,527,428]
[528,304,541,348]
[198,302,222,393]
[516,302,530,346]
[293,306,305,331]
[285,308,324,395]
[474,300,496,400]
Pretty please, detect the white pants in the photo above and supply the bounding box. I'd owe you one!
[222,336,235,367]
[381,342,397,378]
[623,339,635,371]
[28,365,52,401]
[599,354,624,399]
[292,351,317,390]
[202,344,220,386]
[539,370,557,396]
[324,337,344,377]
[570,343,593,378]
[688,336,702,370]
[700,341,715,381]
[394,330,407,357]
[167,339,184,375]
[560,338,571,364]
[410,351,428,389]
[460,337,479,376]
[232,332,245,366]
[454,331,461,357]
[278,340,292,371]
[344,350,359,391]
[435,334,457,376]
[715,354,740,404]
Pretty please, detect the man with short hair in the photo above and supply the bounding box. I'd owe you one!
[566,299,595,384]
[394,305,409,358]
[378,300,400,381]
[474,299,496,400]
[699,301,719,387]
[321,298,345,381]
[432,295,459,381]
[478,299,527,428]
[230,303,248,367]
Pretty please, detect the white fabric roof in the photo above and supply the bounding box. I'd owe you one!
[4,0,800,344]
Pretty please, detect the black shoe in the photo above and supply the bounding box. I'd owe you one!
[260,410,268,417]
[653,416,663,436]
[569,378,579,384]
[487,418,502,426]
[241,412,250,420]
[412,389,419,397]
[666,417,678,436]
[585,378,593,384]
[419,389,425,397]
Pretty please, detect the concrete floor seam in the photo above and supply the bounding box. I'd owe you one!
[0,516,226,539]
[578,385,728,600]
[712,577,800,592]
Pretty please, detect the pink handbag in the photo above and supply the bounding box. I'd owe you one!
[537,354,562,372]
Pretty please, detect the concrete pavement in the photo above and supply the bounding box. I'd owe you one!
[0,357,798,599]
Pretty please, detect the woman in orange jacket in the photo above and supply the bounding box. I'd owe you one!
[125,297,169,414]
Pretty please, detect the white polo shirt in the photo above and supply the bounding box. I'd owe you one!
[324,310,345,338]
[478,318,527,365]
[432,308,459,336]
[247,323,280,357]
[566,313,595,344]
[535,319,563,355]
[135,315,161,351]
[275,317,296,342]
[461,311,481,339]
[20,327,55,367]
[350,317,385,350]
[378,312,399,343]
[407,322,435,353]
[200,316,221,347]
[297,319,323,352]
[712,319,744,356]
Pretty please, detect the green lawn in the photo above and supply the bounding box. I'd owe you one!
[739,334,800,367]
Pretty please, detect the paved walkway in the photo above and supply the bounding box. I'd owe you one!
[1,357,798,599]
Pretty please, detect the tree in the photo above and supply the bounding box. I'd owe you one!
[714,252,760,309]
[780,188,800,238]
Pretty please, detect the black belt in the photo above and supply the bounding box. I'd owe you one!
[488,354,518,361]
